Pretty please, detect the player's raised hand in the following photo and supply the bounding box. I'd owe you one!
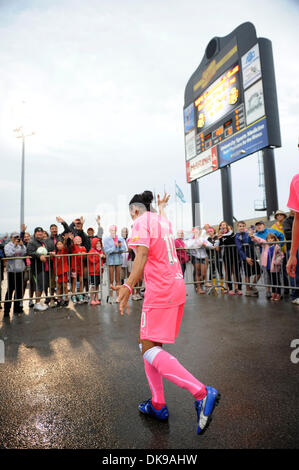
[157,192,170,208]
[157,193,170,217]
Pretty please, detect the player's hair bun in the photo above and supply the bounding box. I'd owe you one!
[141,191,153,206]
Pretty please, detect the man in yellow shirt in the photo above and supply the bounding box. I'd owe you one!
[271,210,287,236]
[271,210,288,296]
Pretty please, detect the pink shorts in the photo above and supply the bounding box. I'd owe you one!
[140,303,185,344]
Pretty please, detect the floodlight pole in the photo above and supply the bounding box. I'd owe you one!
[20,135,25,227]
[191,179,200,227]
[14,127,35,229]
[221,165,234,228]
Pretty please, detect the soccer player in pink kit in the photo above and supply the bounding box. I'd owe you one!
[286,174,299,284]
[115,190,221,435]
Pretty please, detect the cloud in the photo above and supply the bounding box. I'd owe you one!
[0,0,298,232]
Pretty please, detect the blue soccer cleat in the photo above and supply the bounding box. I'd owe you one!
[138,399,169,421]
[195,386,221,435]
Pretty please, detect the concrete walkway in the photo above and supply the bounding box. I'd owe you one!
[0,286,298,449]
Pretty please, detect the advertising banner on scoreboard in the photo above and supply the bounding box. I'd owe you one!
[186,146,218,182]
[185,129,196,161]
[184,103,195,133]
[218,117,268,167]
[244,79,265,126]
[241,43,262,90]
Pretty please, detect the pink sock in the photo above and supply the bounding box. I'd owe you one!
[143,358,166,410]
[147,349,206,401]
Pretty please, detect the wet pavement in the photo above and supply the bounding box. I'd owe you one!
[0,286,299,449]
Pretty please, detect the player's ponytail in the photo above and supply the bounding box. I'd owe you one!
[141,191,153,211]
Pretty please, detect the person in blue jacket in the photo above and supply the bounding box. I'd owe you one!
[103,225,126,304]
[254,221,285,242]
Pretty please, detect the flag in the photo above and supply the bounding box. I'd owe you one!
[175,182,186,203]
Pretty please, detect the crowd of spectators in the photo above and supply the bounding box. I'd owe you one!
[0,215,136,317]
[174,209,298,304]
[0,208,298,318]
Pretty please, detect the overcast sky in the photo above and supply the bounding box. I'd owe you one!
[0,0,298,235]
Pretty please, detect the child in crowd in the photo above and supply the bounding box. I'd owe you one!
[184,227,212,294]
[205,227,221,291]
[250,232,284,301]
[71,235,86,304]
[52,237,69,307]
[88,237,105,305]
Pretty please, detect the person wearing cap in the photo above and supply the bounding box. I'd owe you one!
[27,227,51,311]
[87,227,96,241]
[103,225,126,303]
[271,210,287,235]
[3,232,26,317]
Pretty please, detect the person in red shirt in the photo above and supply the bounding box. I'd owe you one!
[71,236,86,304]
[175,229,189,277]
[88,237,105,305]
[52,237,70,307]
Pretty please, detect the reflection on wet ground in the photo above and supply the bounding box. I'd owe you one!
[0,286,299,449]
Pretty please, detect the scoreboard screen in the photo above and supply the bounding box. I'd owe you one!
[193,63,246,155]
[195,64,241,132]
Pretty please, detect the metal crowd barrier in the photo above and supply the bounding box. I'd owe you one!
[0,241,298,312]
[0,249,145,310]
[0,252,104,307]
[177,239,298,296]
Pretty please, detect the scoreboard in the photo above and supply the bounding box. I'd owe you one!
[184,23,281,183]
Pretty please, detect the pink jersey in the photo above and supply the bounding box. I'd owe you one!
[128,212,186,308]
[287,174,299,212]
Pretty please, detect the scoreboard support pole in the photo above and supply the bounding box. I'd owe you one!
[262,147,279,219]
[191,179,201,227]
[221,165,234,227]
